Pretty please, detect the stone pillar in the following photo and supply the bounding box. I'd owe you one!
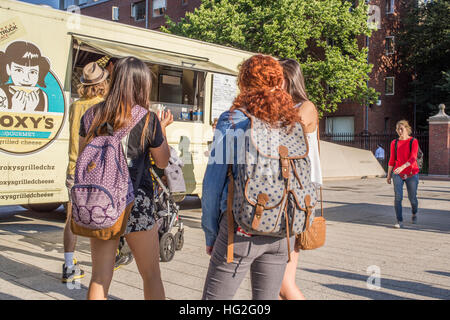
[428,104,450,176]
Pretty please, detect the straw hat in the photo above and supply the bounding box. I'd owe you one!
[80,62,109,85]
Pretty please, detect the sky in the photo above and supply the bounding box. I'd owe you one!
[18,0,60,9]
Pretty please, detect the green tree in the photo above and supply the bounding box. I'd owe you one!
[396,0,450,130]
[162,0,378,115]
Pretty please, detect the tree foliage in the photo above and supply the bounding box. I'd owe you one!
[162,0,378,114]
[396,0,450,129]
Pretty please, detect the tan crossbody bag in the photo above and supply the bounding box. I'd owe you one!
[296,124,326,250]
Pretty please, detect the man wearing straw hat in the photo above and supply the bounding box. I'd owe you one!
[62,61,109,283]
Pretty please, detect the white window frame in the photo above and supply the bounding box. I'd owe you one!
[153,0,167,17]
[325,116,355,141]
[385,36,395,55]
[112,6,119,21]
[131,1,146,21]
[385,77,395,95]
[386,0,395,14]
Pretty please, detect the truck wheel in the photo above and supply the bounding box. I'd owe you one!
[159,232,175,262]
[22,203,62,212]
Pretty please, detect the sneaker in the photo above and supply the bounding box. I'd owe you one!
[394,222,404,229]
[412,214,418,224]
[62,259,85,283]
[114,252,133,271]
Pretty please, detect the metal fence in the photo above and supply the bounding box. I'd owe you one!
[320,132,429,173]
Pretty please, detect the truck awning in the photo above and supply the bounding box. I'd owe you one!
[71,34,238,76]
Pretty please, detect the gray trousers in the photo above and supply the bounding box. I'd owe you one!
[202,216,295,300]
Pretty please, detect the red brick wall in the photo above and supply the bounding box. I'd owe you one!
[320,0,413,135]
[428,123,450,175]
[80,0,202,30]
[150,0,202,30]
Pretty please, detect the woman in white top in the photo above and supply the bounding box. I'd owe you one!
[279,58,322,300]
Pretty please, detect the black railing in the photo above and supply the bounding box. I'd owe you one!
[320,132,429,173]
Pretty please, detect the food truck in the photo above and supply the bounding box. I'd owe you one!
[0,0,253,210]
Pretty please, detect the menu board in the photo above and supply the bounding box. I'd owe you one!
[211,74,238,122]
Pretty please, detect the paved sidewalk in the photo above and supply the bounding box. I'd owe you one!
[0,177,449,300]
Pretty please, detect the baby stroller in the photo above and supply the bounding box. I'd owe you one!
[151,147,186,262]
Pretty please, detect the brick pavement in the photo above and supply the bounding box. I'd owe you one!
[0,177,449,300]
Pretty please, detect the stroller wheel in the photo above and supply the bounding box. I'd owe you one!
[159,232,175,262]
[174,231,184,251]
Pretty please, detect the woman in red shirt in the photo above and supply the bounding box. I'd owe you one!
[387,120,419,228]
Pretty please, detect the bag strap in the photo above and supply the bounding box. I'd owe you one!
[394,138,399,163]
[226,164,235,264]
[317,121,324,218]
[115,105,149,140]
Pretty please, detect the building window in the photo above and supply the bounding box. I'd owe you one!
[385,36,394,55]
[131,1,146,21]
[384,117,390,133]
[385,77,395,95]
[181,0,188,6]
[325,116,355,141]
[153,0,167,17]
[112,6,119,21]
[79,0,88,5]
[386,0,394,14]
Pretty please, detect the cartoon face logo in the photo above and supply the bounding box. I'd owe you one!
[0,40,66,155]
[0,41,51,113]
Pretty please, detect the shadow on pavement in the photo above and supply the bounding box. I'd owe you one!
[0,222,90,254]
[426,271,450,278]
[0,253,87,300]
[322,201,450,234]
[0,248,121,300]
[322,284,411,300]
[303,268,450,300]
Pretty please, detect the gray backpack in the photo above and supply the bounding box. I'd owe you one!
[226,109,318,262]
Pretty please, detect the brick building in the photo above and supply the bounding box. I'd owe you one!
[321,0,413,136]
[60,0,201,30]
[60,0,413,135]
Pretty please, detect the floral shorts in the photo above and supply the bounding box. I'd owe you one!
[125,188,156,235]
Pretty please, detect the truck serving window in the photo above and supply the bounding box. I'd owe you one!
[71,35,236,122]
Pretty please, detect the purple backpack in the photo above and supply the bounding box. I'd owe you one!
[70,105,148,239]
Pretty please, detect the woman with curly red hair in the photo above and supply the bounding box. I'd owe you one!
[201,54,305,300]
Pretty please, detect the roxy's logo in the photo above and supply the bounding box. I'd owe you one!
[0,115,54,130]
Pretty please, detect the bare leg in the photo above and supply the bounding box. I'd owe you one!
[63,202,77,253]
[125,226,165,300]
[279,250,306,300]
[87,237,119,300]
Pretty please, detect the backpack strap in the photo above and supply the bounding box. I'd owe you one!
[226,164,235,264]
[115,105,149,140]
[394,138,399,163]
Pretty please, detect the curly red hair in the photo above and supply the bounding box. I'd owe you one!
[231,54,300,127]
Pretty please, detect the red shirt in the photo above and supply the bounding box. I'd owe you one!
[388,137,419,176]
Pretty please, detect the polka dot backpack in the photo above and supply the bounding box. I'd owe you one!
[226,108,318,263]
